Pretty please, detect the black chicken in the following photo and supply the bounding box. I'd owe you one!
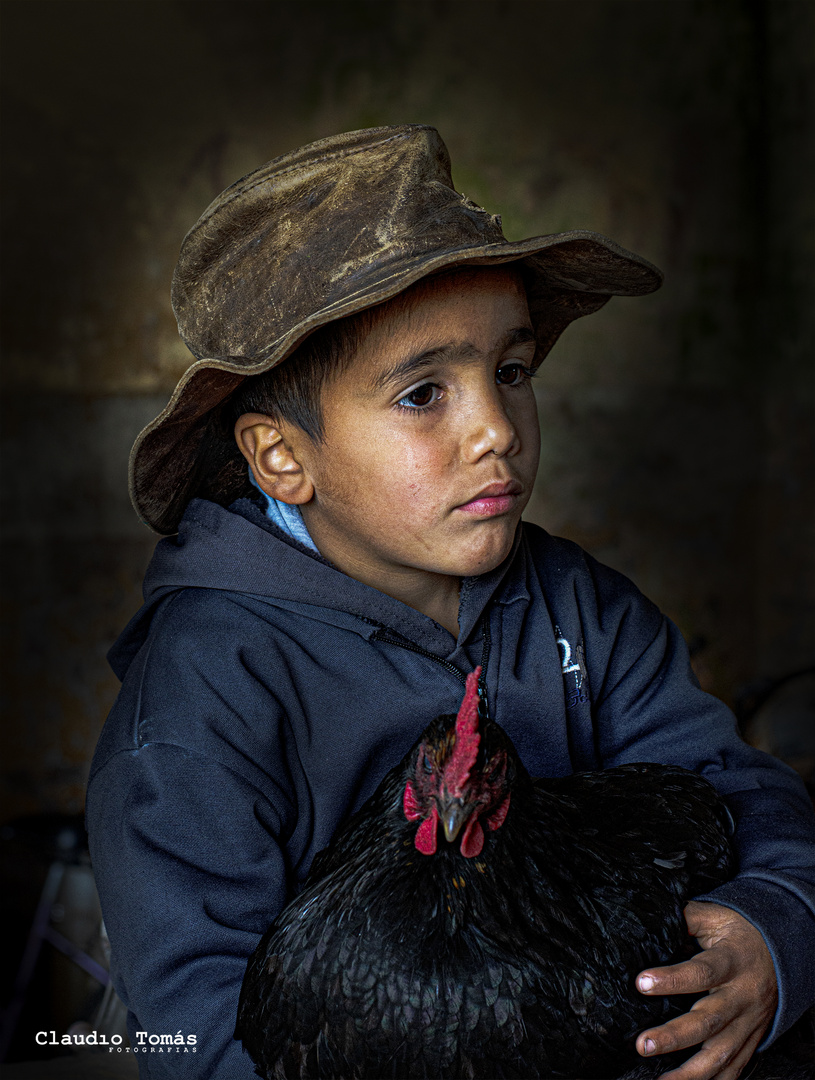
[237,667,736,1079]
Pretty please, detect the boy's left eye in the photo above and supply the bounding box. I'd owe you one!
[495,363,532,386]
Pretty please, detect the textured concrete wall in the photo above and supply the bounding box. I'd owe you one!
[1,0,813,820]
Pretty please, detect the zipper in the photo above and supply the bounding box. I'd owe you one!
[370,617,493,715]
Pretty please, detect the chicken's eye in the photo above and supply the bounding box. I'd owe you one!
[422,753,434,774]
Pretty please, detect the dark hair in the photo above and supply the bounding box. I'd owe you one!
[224,306,379,441]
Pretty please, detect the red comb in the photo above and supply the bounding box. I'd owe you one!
[445,666,481,797]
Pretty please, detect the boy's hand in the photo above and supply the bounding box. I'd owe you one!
[634,900,777,1080]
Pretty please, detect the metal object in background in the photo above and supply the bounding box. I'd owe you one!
[0,815,109,1063]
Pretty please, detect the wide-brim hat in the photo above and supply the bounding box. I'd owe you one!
[132,124,662,534]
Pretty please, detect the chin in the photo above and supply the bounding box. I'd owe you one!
[448,526,518,578]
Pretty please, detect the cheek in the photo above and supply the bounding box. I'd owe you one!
[399,448,451,501]
[364,435,451,507]
[314,441,441,524]
[311,443,372,505]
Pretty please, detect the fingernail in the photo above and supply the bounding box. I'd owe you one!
[643,1038,656,1056]
[638,975,654,991]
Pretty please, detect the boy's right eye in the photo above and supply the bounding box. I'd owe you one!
[397,383,442,410]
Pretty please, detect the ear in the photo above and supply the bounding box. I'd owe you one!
[234,413,315,505]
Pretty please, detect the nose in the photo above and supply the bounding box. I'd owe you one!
[463,386,521,461]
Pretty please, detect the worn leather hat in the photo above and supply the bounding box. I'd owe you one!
[131,124,662,534]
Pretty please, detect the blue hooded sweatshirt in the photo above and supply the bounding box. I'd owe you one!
[86,497,815,1078]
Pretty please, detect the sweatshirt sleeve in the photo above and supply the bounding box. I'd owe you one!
[86,594,303,1079]
[87,746,287,1078]
[582,555,815,1046]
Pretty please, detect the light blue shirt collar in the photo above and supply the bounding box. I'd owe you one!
[247,468,320,555]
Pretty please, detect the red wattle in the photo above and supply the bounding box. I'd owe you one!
[414,807,438,855]
[486,793,511,831]
[403,780,422,821]
[460,817,484,858]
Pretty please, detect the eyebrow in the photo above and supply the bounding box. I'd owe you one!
[370,326,537,393]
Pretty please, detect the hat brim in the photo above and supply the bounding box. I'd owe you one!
[130,229,661,534]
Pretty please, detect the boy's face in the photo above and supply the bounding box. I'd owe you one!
[296,267,541,602]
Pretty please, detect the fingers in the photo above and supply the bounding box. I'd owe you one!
[636,989,736,1059]
[639,1019,764,1080]
[635,973,771,1080]
[637,950,733,998]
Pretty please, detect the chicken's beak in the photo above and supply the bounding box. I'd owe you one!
[441,801,470,844]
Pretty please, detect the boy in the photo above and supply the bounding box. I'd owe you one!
[87,126,815,1079]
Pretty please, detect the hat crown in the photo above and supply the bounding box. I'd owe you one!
[171,125,505,363]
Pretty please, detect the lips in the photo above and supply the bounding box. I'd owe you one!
[456,480,524,518]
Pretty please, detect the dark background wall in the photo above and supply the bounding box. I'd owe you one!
[1,0,813,826]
